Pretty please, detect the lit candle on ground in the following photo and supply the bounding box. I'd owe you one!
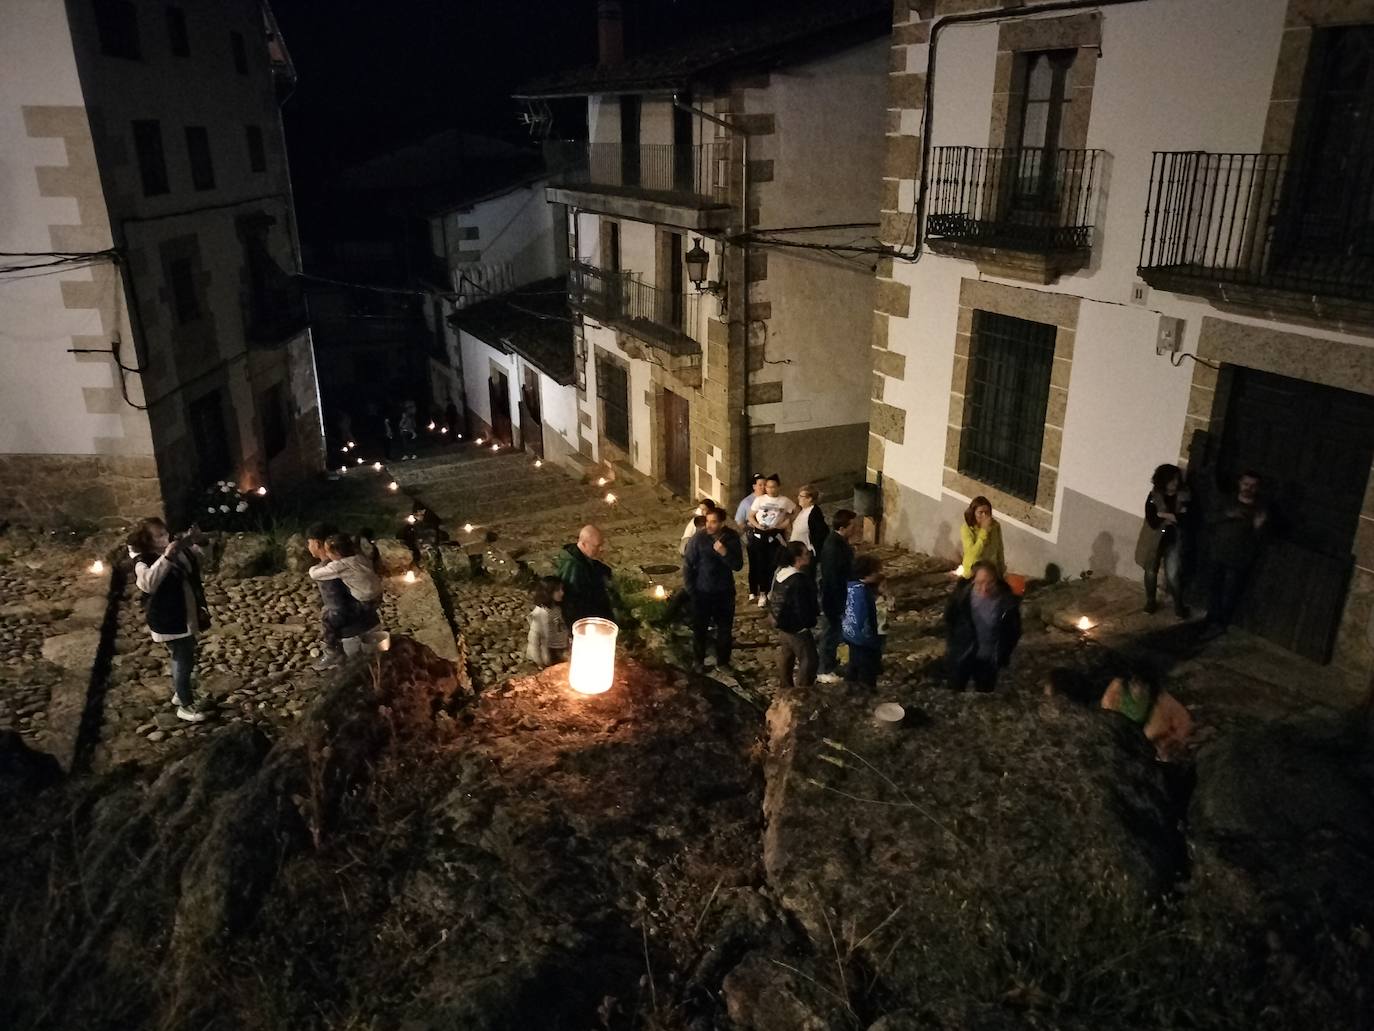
[427,421,436,431]
[89,559,104,574]
[403,570,417,584]
[596,477,607,487]
[355,456,364,465]
[338,466,347,475]
[440,426,449,434]
[604,492,617,505]
[1076,616,1094,631]
[490,443,500,452]
[653,584,667,600]
[405,514,416,525]
[347,440,355,449]
[256,485,268,496]
[534,459,543,468]
[372,462,382,471]
[475,437,484,445]
[387,480,398,492]
[568,617,617,695]
[463,522,474,534]
[953,564,964,577]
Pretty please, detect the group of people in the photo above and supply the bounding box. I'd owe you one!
[128,516,387,723]
[334,393,466,466]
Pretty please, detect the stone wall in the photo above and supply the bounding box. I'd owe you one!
[0,453,162,526]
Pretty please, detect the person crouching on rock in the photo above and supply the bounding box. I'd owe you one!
[842,554,886,689]
[128,517,209,724]
[309,532,383,668]
[944,560,1021,692]
[1101,674,1194,762]
[527,576,570,667]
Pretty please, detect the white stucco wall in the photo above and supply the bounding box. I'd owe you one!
[881,0,1370,564]
[437,179,561,298]
[0,0,150,458]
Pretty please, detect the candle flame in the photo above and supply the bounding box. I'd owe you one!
[1076,616,1093,631]
[534,459,543,468]
[387,480,398,492]
[653,584,667,600]
[89,559,104,574]
[372,462,382,471]
[440,426,449,434]
[604,492,617,505]
[347,440,355,449]
[256,486,268,496]
[474,437,484,445]
[596,477,608,486]
[463,522,474,533]
[403,570,417,584]
[953,564,964,577]
[405,514,416,524]
[490,443,500,452]
[338,466,347,475]
[427,421,436,431]
[355,456,364,464]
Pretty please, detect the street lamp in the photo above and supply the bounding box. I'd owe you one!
[684,237,723,295]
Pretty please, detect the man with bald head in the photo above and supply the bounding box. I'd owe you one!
[556,524,616,625]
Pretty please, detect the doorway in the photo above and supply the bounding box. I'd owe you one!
[519,365,544,459]
[1217,367,1374,661]
[188,390,232,487]
[662,388,691,497]
[488,367,513,447]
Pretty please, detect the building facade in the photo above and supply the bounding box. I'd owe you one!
[518,1,890,504]
[0,0,322,526]
[870,0,1374,667]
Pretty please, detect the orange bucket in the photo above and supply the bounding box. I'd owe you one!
[1005,573,1027,597]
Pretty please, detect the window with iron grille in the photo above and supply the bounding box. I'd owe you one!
[959,311,1056,502]
[596,354,630,450]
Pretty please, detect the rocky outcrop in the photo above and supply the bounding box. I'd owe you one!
[373,537,414,577]
[217,533,280,579]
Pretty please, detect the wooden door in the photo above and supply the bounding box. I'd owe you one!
[519,366,544,459]
[1218,367,1374,661]
[663,389,691,498]
[488,369,513,447]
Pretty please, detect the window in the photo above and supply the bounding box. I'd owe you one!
[188,391,232,484]
[168,258,200,323]
[184,126,215,190]
[959,311,1056,501]
[245,124,266,172]
[596,354,630,450]
[132,120,169,196]
[260,383,288,459]
[1018,50,1074,152]
[93,0,140,59]
[619,95,641,186]
[166,6,188,56]
[230,30,248,74]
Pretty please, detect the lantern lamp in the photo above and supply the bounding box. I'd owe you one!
[568,617,617,695]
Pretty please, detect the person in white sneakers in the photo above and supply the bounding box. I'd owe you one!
[309,532,384,667]
[747,474,796,606]
[128,517,210,723]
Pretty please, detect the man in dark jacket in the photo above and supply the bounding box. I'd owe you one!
[945,560,1021,692]
[1202,470,1268,636]
[557,524,616,626]
[683,507,744,673]
[816,509,858,683]
[769,542,820,687]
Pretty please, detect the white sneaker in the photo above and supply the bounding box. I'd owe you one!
[756,594,767,608]
[816,673,841,684]
[176,705,208,724]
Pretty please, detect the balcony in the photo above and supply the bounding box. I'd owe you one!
[569,263,703,384]
[545,141,733,232]
[1138,151,1374,326]
[926,146,1104,282]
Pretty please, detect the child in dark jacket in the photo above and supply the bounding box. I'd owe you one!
[769,542,820,688]
[842,554,885,688]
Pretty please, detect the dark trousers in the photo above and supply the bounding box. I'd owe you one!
[817,612,843,674]
[322,598,380,649]
[951,654,998,692]
[1145,538,1186,612]
[1207,562,1251,628]
[847,643,883,688]
[692,589,736,665]
[778,629,818,688]
[166,635,197,706]
[747,531,783,595]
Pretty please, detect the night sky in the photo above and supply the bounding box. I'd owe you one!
[270,0,796,185]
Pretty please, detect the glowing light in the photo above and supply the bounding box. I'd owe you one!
[403,570,417,584]
[440,426,449,434]
[355,456,364,465]
[953,564,964,577]
[372,462,382,471]
[490,443,500,452]
[256,485,268,496]
[405,514,417,525]
[534,459,543,468]
[568,617,617,695]
[88,559,105,575]
[1076,616,1094,632]
[338,466,348,475]
[463,522,474,534]
[474,437,484,445]
[387,480,399,492]
[340,445,350,454]
[456,433,464,440]
[653,584,667,600]
[427,421,436,431]
[596,477,608,487]
[347,440,355,449]
[604,492,617,505]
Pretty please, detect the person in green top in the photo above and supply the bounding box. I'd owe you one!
[959,496,1006,579]
[1101,674,1195,761]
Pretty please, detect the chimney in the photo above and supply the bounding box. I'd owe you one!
[597,0,624,67]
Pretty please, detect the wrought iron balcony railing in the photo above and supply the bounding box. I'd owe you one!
[926,146,1103,252]
[548,141,730,204]
[568,263,702,355]
[1138,151,1374,306]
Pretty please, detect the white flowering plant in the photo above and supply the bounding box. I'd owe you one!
[197,480,262,532]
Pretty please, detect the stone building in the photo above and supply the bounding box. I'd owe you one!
[868,0,1374,666]
[0,0,323,526]
[515,0,890,504]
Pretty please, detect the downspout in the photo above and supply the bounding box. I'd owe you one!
[673,94,752,490]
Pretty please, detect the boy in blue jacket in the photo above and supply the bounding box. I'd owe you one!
[842,553,885,687]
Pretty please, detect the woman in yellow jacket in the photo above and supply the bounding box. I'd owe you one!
[959,496,1005,579]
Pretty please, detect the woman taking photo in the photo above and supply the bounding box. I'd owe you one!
[959,496,1005,579]
[1134,463,1191,617]
[127,517,209,723]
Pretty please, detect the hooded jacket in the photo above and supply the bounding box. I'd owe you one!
[769,565,819,633]
[842,580,881,649]
[556,543,614,625]
[682,526,744,595]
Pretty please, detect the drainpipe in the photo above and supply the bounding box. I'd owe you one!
[672,94,752,491]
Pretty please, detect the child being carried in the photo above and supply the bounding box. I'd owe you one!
[310,532,383,666]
